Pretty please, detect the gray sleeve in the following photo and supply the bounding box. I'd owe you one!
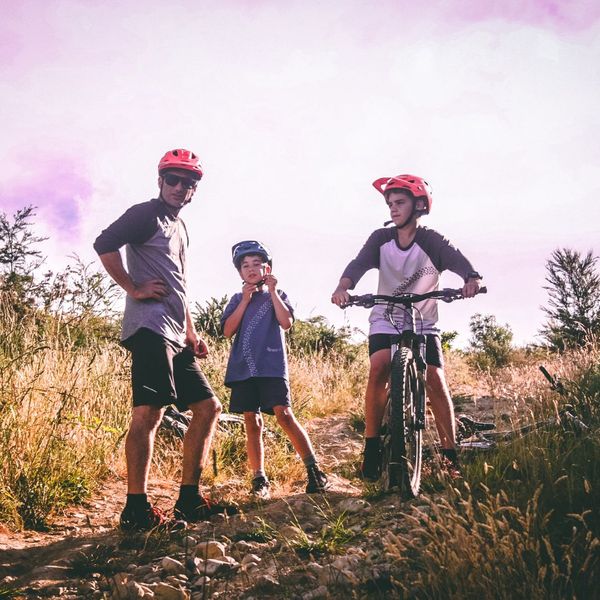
[340,229,390,289]
[93,202,159,255]
[416,228,476,281]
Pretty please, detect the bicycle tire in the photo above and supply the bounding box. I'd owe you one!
[381,347,423,498]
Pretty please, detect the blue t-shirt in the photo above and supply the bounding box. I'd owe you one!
[221,289,294,385]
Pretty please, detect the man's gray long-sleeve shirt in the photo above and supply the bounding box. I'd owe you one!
[94,198,189,346]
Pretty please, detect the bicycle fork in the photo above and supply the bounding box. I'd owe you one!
[399,330,428,431]
[414,334,427,431]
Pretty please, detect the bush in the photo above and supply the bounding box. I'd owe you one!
[193,295,230,341]
[468,313,513,369]
[441,330,458,352]
[288,315,360,360]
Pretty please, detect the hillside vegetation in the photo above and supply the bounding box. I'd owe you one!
[1,209,599,597]
[1,294,599,598]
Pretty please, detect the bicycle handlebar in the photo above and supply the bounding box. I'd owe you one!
[341,286,487,309]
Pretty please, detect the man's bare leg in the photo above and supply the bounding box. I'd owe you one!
[125,405,165,493]
[180,397,222,485]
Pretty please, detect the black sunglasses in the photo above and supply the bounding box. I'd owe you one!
[163,173,198,190]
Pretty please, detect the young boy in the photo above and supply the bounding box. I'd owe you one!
[331,175,482,480]
[221,240,328,498]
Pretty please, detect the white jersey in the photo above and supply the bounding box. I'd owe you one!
[341,226,476,335]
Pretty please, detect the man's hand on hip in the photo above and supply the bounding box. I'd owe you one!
[131,279,169,300]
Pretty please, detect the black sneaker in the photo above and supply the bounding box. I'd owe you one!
[359,447,381,481]
[306,465,328,493]
[174,494,238,522]
[120,502,182,531]
[251,476,271,500]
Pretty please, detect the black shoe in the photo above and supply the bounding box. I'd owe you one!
[306,465,328,493]
[120,502,183,531]
[359,447,381,481]
[251,476,271,500]
[174,494,238,522]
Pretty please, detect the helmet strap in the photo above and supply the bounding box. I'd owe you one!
[393,200,417,230]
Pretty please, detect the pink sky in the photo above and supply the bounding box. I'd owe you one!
[1,0,599,345]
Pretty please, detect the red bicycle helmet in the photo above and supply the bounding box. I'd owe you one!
[158,149,203,179]
[372,174,432,214]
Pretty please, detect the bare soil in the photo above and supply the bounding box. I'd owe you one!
[1,397,494,598]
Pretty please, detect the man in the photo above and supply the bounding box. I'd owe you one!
[94,148,230,529]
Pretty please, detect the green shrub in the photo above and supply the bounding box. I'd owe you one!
[468,313,513,369]
[193,295,230,341]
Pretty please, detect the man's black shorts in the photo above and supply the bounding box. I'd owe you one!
[368,333,444,368]
[123,328,215,410]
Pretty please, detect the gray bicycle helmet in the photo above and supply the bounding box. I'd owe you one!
[231,240,272,269]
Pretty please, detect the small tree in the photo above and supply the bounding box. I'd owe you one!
[468,313,513,369]
[541,248,600,351]
[193,296,230,340]
[0,206,47,305]
[288,315,354,355]
[441,330,459,352]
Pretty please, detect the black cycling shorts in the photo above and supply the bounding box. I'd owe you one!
[368,333,444,368]
[123,327,215,410]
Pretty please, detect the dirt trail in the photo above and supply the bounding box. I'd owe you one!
[0,413,365,593]
[1,396,497,598]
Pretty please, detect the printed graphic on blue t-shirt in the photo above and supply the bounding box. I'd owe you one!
[221,289,294,385]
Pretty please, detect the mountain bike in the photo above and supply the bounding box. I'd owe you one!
[456,366,588,451]
[341,286,487,498]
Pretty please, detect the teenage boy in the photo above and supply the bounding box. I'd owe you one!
[331,175,482,480]
[94,149,231,530]
[221,240,328,498]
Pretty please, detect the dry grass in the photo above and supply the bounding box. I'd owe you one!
[0,307,130,528]
[0,304,366,528]
[386,341,600,599]
[2,300,599,599]
[385,484,598,599]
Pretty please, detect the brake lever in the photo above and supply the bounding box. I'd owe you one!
[340,294,374,309]
[440,288,463,303]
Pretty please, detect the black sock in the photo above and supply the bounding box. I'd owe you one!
[178,484,199,501]
[125,493,148,508]
[303,454,317,468]
[441,448,459,465]
[364,437,381,453]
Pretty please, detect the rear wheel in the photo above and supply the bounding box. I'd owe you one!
[381,347,423,498]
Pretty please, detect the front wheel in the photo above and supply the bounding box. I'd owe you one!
[381,347,424,498]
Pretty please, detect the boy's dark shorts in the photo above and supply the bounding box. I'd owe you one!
[228,377,291,415]
[368,333,444,368]
[123,327,215,410]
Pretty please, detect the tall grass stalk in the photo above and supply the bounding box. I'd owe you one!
[0,301,130,529]
[0,299,368,528]
[384,343,600,599]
